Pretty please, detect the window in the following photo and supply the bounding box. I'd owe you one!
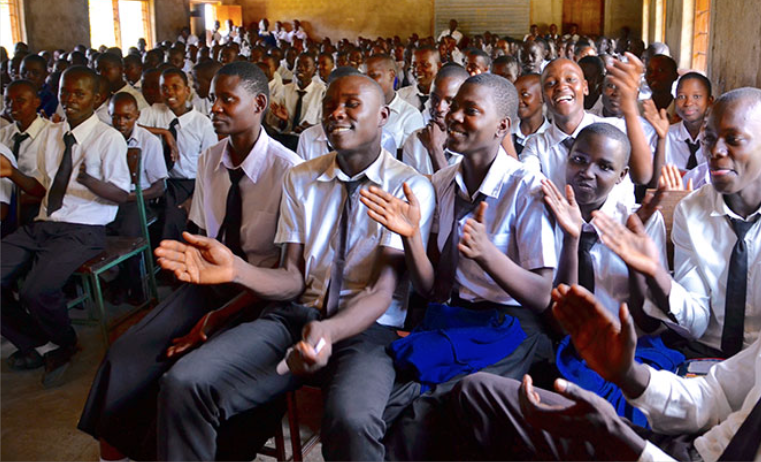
[89,0,153,50]
[692,0,710,72]
[0,0,24,57]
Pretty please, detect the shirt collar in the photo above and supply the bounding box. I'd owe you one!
[66,113,100,144]
[708,187,761,221]
[295,79,318,94]
[215,127,269,183]
[454,147,516,200]
[314,125,329,142]
[317,148,387,186]
[677,120,702,143]
[387,93,405,114]
[545,111,597,148]
[15,116,47,139]
[512,116,551,141]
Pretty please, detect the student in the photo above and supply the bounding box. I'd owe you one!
[152,74,435,460]
[645,54,678,120]
[520,56,656,207]
[267,53,325,135]
[277,46,297,83]
[1,66,130,387]
[190,59,222,117]
[0,142,16,227]
[140,68,162,106]
[123,54,143,89]
[465,48,491,76]
[20,54,58,117]
[96,52,149,111]
[219,46,238,65]
[578,55,605,115]
[365,54,424,149]
[522,41,544,75]
[316,52,335,85]
[165,47,186,71]
[662,72,714,172]
[437,19,463,45]
[599,88,761,359]
[450,284,761,462]
[92,75,113,125]
[490,55,521,83]
[107,92,168,302]
[401,64,469,175]
[398,47,442,111]
[142,49,164,71]
[361,74,557,460]
[139,68,217,242]
[0,80,51,179]
[511,73,550,155]
[78,61,304,462]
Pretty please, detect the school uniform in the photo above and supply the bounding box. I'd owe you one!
[664,120,705,171]
[271,79,326,133]
[156,148,435,460]
[78,129,303,461]
[0,142,16,210]
[114,83,150,111]
[296,123,397,161]
[139,103,217,241]
[276,62,294,82]
[0,115,52,177]
[437,29,463,43]
[682,162,711,190]
[520,111,636,208]
[401,126,463,175]
[94,101,111,125]
[190,93,213,118]
[397,84,430,112]
[385,93,425,148]
[511,116,551,156]
[384,149,558,460]
[643,184,761,357]
[1,114,130,353]
[268,72,285,102]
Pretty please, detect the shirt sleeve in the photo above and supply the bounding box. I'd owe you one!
[401,134,433,176]
[188,150,206,232]
[141,132,168,185]
[401,109,425,147]
[199,118,218,154]
[637,442,676,462]
[274,168,304,244]
[514,174,558,270]
[519,137,543,173]
[0,146,16,205]
[100,132,131,193]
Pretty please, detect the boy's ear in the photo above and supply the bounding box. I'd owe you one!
[378,105,390,128]
[582,78,589,97]
[496,116,510,139]
[617,165,629,184]
[255,93,268,114]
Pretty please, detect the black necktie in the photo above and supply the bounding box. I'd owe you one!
[47,132,76,216]
[685,139,700,170]
[561,136,576,151]
[216,168,246,259]
[432,185,486,303]
[292,89,306,130]
[419,93,430,107]
[512,134,524,155]
[163,118,180,172]
[11,132,30,160]
[721,217,757,357]
[718,396,761,461]
[322,179,363,318]
[578,229,597,294]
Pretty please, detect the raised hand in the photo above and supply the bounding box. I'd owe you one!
[605,53,644,113]
[155,232,237,284]
[642,98,670,140]
[458,202,493,264]
[270,101,289,122]
[658,164,693,191]
[593,212,661,278]
[551,284,637,385]
[359,182,420,238]
[542,180,582,238]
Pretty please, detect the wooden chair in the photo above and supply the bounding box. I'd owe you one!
[646,189,691,271]
[71,147,159,344]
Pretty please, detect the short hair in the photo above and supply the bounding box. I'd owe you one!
[414,46,440,60]
[329,74,384,102]
[124,54,142,67]
[365,53,396,72]
[463,73,518,120]
[327,66,363,84]
[5,79,39,96]
[578,55,605,77]
[215,61,269,100]
[713,87,761,111]
[161,67,188,85]
[318,52,335,63]
[575,123,631,164]
[296,53,315,65]
[21,54,47,69]
[650,54,677,73]
[193,59,222,76]
[676,71,712,97]
[106,47,123,57]
[96,51,123,67]
[141,67,161,81]
[435,62,469,83]
[467,47,491,65]
[62,65,99,93]
[111,91,138,110]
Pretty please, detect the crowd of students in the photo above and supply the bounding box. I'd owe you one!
[1,17,760,462]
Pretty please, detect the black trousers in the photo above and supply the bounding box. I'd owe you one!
[1,221,105,351]
[450,373,701,461]
[157,302,401,461]
[159,178,194,242]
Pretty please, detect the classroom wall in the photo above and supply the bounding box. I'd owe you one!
[235,0,434,42]
[529,0,641,37]
[154,0,192,44]
[707,0,761,93]
[23,0,90,52]
[664,0,694,69]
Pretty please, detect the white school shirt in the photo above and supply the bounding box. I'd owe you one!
[587,95,605,117]
[295,124,397,161]
[643,185,761,352]
[437,29,463,43]
[0,143,16,206]
[629,335,761,462]
[33,114,130,225]
[95,101,111,125]
[125,125,167,191]
[520,112,636,208]
[191,93,213,118]
[114,83,150,111]
[277,62,294,82]
[682,162,711,190]
[274,80,326,133]
[0,116,52,177]
[385,93,425,148]
[554,194,667,318]
[511,116,551,150]
[397,84,429,112]
[190,129,302,267]
[665,120,705,171]
[138,103,217,180]
[275,148,436,328]
[268,73,285,103]
[432,148,558,305]
[401,126,462,176]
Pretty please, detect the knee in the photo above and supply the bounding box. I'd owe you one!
[159,361,207,405]
[323,405,383,439]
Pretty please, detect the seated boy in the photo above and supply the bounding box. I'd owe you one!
[123,53,143,89]
[139,68,217,242]
[662,72,714,172]
[152,74,435,460]
[96,52,149,111]
[401,64,469,175]
[578,55,605,115]
[597,87,761,359]
[398,47,442,111]
[78,62,304,461]
[19,54,58,117]
[490,55,521,83]
[464,48,491,76]
[267,53,325,135]
[140,68,162,106]
[1,66,130,387]
[645,54,679,121]
[361,74,557,460]
[511,73,550,155]
[190,60,222,117]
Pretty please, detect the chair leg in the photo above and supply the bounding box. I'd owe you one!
[90,273,110,346]
[143,246,159,305]
[287,391,303,462]
[81,275,94,320]
[273,419,287,461]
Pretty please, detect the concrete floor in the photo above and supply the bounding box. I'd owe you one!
[1,288,324,462]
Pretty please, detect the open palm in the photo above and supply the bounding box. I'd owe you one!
[542,180,582,238]
[155,232,236,284]
[593,212,660,278]
[359,183,420,237]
